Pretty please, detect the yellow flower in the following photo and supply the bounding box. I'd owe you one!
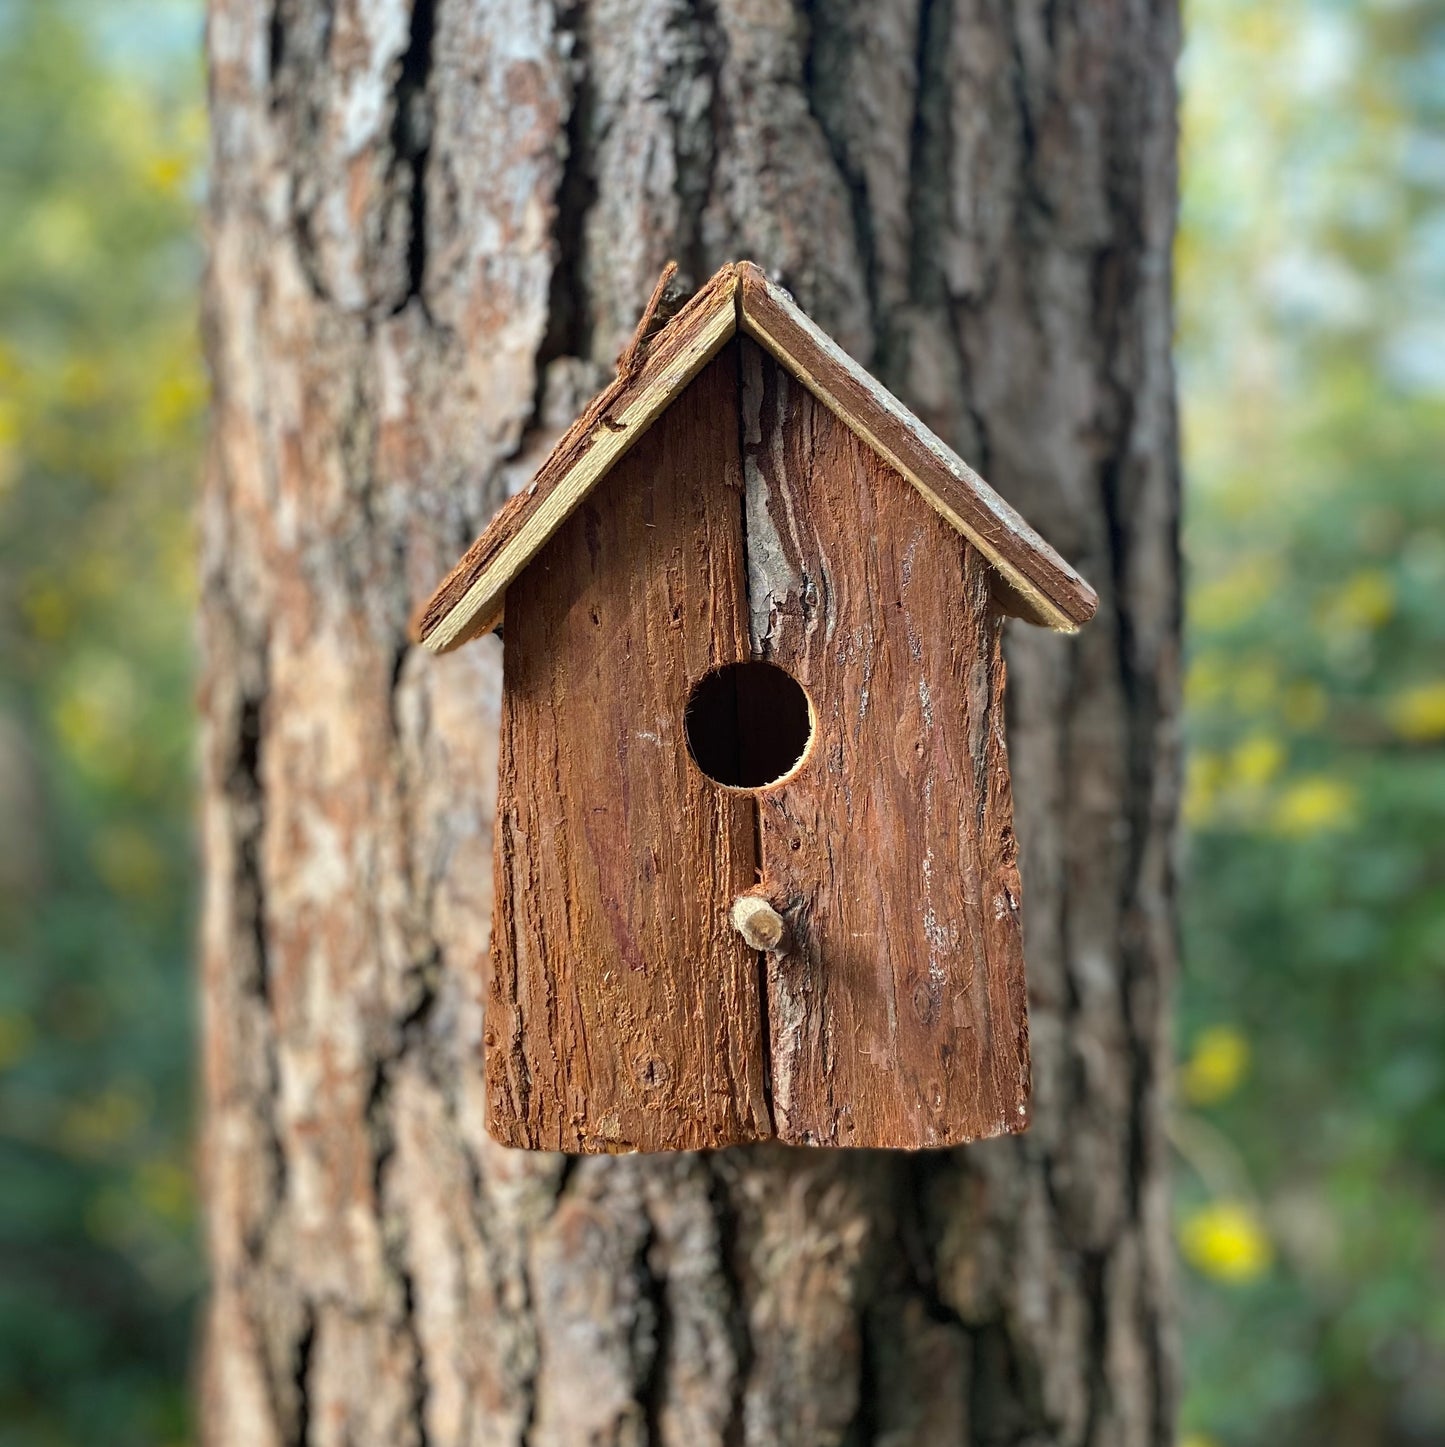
[143,152,191,197]
[1325,569,1395,632]
[1185,652,1229,709]
[1183,750,1226,828]
[1271,775,1356,836]
[1230,734,1284,789]
[1181,1026,1250,1106]
[159,512,199,604]
[0,395,18,497]
[1388,682,1445,743]
[1180,1200,1272,1284]
[135,1156,195,1225]
[1179,1435,1221,1447]
[145,368,207,432]
[1192,558,1278,631]
[51,657,141,783]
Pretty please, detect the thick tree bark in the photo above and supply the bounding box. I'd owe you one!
[200,0,1181,1442]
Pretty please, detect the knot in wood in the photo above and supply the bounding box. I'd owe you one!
[731,894,787,953]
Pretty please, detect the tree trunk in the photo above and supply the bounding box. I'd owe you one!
[199,1,1181,1443]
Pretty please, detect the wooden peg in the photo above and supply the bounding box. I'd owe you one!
[731,894,787,953]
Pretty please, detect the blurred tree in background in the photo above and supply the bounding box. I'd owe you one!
[0,0,1439,1444]
[1175,0,1445,1444]
[0,2,205,1443]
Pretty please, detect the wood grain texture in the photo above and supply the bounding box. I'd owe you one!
[419,258,1100,656]
[739,341,1028,1149]
[738,263,1098,633]
[414,264,739,653]
[485,343,770,1153]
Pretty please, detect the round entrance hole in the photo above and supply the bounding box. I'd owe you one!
[684,661,814,790]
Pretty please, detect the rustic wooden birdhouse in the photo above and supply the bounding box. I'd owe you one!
[415,261,1097,1154]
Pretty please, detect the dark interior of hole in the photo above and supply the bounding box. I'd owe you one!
[685,662,813,789]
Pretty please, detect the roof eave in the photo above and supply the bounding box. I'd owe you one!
[413,264,741,653]
[735,263,1097,633]
[415,261,1098,652]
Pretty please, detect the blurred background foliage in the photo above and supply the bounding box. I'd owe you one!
[0,0,1439,1443]
[1175,0,1445,1443]
[0,2,205,1443]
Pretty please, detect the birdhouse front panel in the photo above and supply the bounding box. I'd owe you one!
[417,261,1098,1155]
[485,348,771,1153]
[739,341,1029,1149]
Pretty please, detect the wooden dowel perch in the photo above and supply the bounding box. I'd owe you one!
[731,894,787,953]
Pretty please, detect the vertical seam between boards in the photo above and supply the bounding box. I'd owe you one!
[733,322,776,1134]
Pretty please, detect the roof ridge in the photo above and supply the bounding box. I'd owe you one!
[413,261,1096,652]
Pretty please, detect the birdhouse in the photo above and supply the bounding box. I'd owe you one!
[415,262,1097,1154]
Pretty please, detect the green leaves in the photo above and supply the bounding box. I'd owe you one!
[0,4,205,1443]
[1177,1,1445,1441]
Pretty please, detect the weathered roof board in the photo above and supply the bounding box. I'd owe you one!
[414,265,740,652]
[414,261,1098,652]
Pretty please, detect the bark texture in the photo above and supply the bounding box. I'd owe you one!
[201,0,1181,1441]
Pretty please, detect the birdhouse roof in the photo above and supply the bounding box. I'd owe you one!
[414,261,1097,652]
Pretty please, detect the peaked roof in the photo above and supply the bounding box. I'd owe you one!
[414,261,1097,653]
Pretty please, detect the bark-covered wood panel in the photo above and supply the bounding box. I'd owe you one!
[486,344,769,1153]
[202,0,1181,1442]
[736,264,1098,633]
[740,341,1028,1149]
[416,264,741,650]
